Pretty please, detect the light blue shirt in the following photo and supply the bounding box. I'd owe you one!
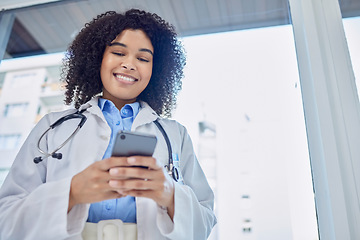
[87,99,140,223]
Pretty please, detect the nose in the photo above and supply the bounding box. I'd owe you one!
[121,59,136,71]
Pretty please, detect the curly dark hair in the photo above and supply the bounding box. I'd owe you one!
[62,9,186,117]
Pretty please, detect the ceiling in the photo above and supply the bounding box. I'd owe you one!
[1,0,360,59]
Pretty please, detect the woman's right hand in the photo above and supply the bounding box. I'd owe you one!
[68,157,129,212]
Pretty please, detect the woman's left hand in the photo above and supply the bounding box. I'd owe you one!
[108,156,175,220]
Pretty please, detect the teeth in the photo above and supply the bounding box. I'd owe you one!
[115,74,136,82]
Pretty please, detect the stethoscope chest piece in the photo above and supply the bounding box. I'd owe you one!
[165,164,179,182]
[171,166,180,182]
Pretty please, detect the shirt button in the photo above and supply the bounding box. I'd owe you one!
[121,108,129,116]
[105,204,111,210]
[116,121,120,125]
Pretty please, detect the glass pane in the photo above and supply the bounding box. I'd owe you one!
[0,168,9,187]
[340,1,360,98]
[175,24,318,240]
[343,17,360,97]
[0,0,319,239]
[0,134,21,150]
[3,103,28,117]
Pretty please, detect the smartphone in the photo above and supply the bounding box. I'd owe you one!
[111,131,157,157]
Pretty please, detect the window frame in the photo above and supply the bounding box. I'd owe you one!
[288,0,360,238]
[0,11,14,63]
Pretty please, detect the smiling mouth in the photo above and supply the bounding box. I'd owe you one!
[114,73,137,82]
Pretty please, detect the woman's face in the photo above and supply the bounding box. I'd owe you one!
[100,29,154,109]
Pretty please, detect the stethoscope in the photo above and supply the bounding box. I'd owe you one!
[33,109,180,182]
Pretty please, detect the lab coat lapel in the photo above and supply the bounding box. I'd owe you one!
[79,97,107,123]
[132,101,159,130]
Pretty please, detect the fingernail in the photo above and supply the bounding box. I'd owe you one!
[127,157,136,164]
[109,180,117,187]
[109,168,118,176]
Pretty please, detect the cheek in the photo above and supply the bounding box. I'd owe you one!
[100,57,109,71]
[100,58,111,81]
[146,69,153,80]
[99,67,106,86]
[144,64,153,80]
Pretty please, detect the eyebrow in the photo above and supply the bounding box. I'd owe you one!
[109,42,154,56]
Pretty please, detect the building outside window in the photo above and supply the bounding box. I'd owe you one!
[3,102,28,117]
[0,134,21,150]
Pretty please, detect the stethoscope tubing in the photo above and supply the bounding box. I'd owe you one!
[34,109,87,163]
[153,120,179,181]
[34,109,179,181]
[37,125,82,158]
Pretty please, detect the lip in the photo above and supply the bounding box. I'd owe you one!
[113,73,138,84]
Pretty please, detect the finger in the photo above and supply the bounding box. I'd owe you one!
[109,178,155,191]
[97,157,130,171]
[127,156,161,170]
[109,165,162,181]
[83,166,114,185]
[105,190,126,199]
[121,189,152,198]
[120,189,170,207]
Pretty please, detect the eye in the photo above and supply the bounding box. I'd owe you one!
[112,52,125,57]
[138,57,150,63]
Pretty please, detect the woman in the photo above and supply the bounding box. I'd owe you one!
[0,9,216,240]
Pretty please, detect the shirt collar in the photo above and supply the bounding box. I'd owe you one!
[98,97,108,111]
[98,98,140,118]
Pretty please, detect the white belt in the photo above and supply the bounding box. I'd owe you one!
[82,220,137,240]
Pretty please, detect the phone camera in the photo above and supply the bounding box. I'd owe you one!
[120,134,126,140]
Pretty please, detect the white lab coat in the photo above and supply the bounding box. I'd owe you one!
[0,97,216,240]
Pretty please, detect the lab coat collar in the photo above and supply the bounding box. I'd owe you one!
[132,101,159,129]
[78,97,95,111]
[79,97,160,129]
[79,97,106,121]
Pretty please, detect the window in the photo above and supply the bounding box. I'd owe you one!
[0,168,10,188]
[8,72,37,89]
[288,0,360,238]
[3,102,28,117]
[176,24,318,239]
[342,17,360,97]
[0,134,21,150]
[243,219,252,233]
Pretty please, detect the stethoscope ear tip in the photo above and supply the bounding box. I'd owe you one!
[33,157,43,164]
[35,109,86,165]
[33,152,62,164]
[52,152,62,159]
